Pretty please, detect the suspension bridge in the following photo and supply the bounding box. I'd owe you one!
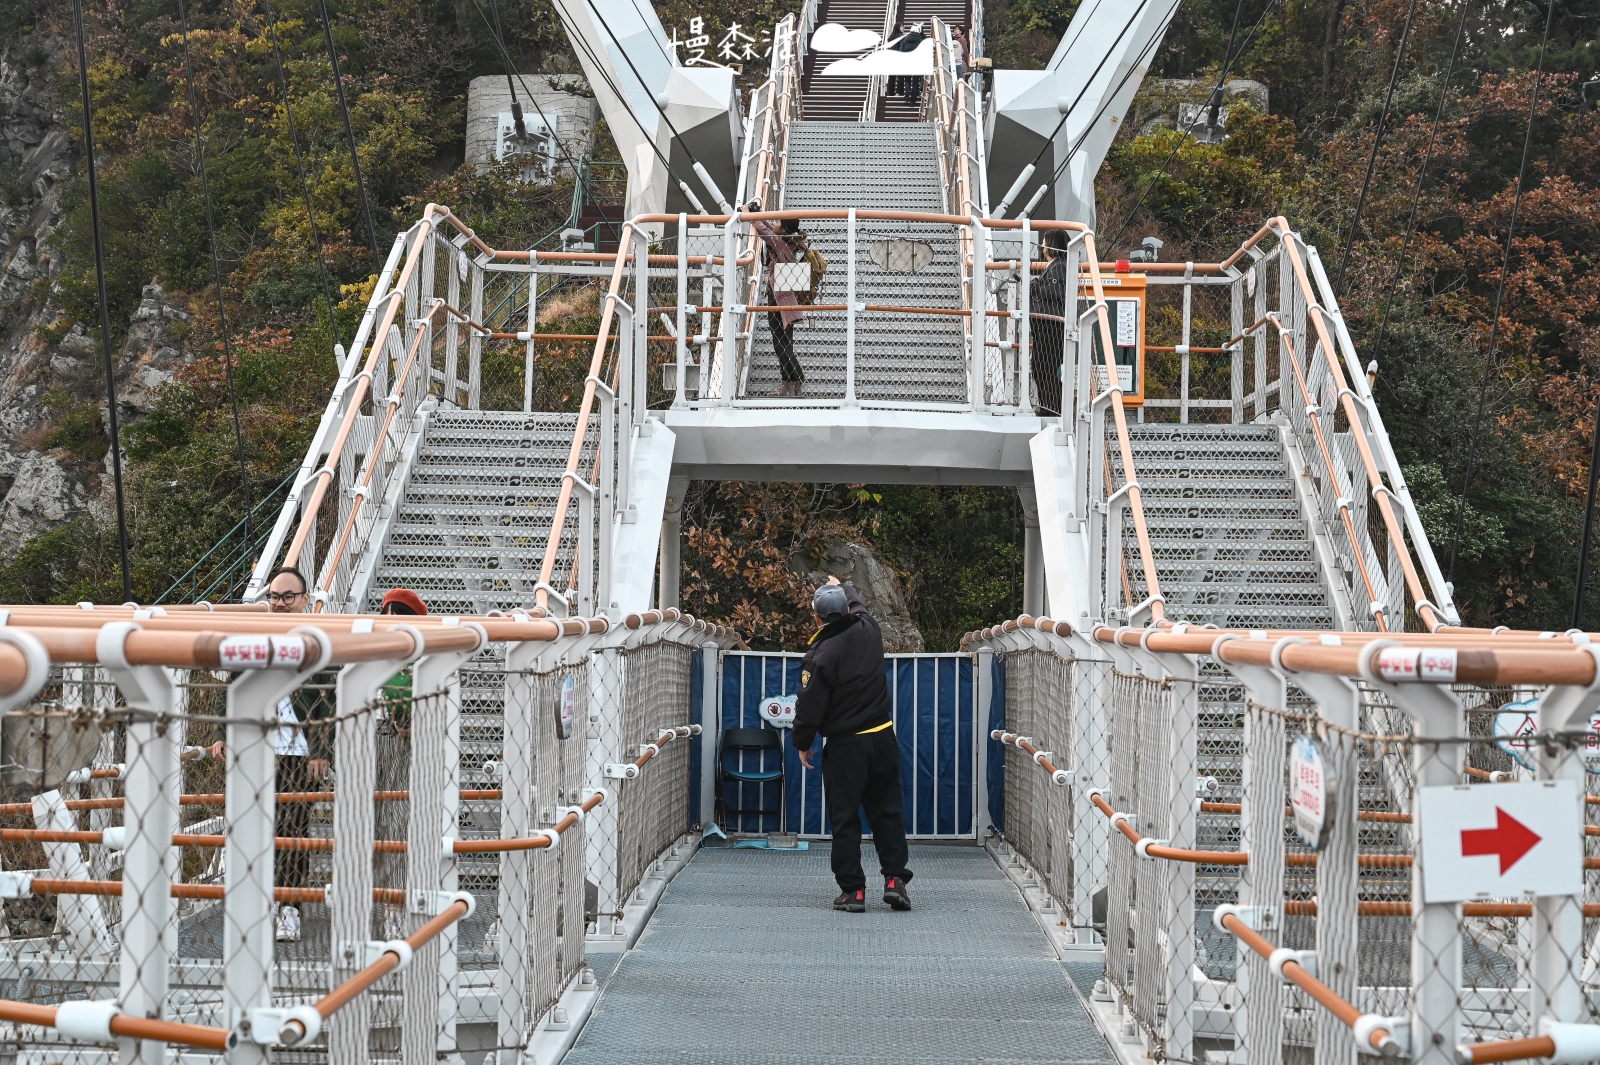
[0,1,1595,1064]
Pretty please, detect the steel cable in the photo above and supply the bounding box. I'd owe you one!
[177,0,254,553]
[1330,0,1421,294]
[261,0,342,346]
[1103,0,1280,253]
[312,0,380,267]
[70,0,133,602]
[1447,0,1555,580]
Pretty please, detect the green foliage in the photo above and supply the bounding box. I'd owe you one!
[858,486,1025,652]
[41,391,106,462]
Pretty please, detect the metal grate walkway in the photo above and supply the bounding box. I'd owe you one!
[563,843,1116,1065]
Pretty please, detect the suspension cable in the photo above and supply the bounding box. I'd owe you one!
[1366,0,1474,369]
[550,6,710,208]
[991,0,1153,215]
[464,0,583,178]
[177,0,254,551]
[1447,0,1555,581]
[312,0,380,267]
[70,0,132,602]
[1033,0,1188,211]
[1103,0,1279,252]
[260,0,342,346]
[1330,0,1420,294]
[578,0,734,209]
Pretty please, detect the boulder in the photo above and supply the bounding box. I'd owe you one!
[803,541,925,653]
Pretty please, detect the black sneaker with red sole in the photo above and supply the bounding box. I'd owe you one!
[833,889,866,912]
[883,876,911,911]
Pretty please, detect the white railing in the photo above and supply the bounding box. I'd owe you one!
[0,607,733,1063]
[967,620,1600,1065]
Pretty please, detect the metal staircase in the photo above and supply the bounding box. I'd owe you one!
[360,410,595,616]
[800,0,889,120]
[1117,423,1336,630]
[744,121,967,401]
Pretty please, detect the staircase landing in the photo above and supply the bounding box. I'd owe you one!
[562,843,1114,1065]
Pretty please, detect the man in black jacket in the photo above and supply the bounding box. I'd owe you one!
[794,577,913,912]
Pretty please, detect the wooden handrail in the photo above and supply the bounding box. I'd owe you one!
[1272,318,1388,630]
[282,205,441,574]
[534,221,636,610]
[1095,626,1600,686]
[1271,219,1440,631]
[1082,233,1164,622]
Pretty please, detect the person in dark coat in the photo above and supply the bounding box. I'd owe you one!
[1029,228,1071,416]
[793,577,913,912]
[887,23,926,106]
[750,205,809,396]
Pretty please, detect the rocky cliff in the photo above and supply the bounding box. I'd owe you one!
[0,36,192,558]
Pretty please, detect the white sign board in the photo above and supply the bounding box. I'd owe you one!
[759,694,797,728]
[1418,780,1583,903]
[1289,735,1328,849]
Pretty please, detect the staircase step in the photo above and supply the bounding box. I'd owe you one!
[1148,539,1315,562]
[1145,560,1322,584]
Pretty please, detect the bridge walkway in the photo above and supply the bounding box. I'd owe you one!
[563,843,1115,1065]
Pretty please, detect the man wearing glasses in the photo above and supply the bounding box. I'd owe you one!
[211,566,334,941]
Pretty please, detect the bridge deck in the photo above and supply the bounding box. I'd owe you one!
[564,843,1115,1065]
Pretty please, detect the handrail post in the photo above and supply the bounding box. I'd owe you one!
[596,378,616,614]
[971,216,988,413]
[845,208,858,408]
[1180,266,1192,424]
[1019,219,1034,415]
[675,213,689,408]
[632,226,648,427]
[524,252,538,412]
[718,212,739,406]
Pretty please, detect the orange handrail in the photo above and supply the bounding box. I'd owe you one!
[1216,909,1402,1055]
[1083,232,1164,622]
[1271,317,1388,630]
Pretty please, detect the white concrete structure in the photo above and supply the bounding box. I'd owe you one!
[465,74,599,177]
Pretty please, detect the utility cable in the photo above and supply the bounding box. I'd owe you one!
[486,0,531,144]
[578,0,734,210]
[1103,0,1279,252]
[261,0,342,346]
[313,0,380,268]
[177,0,254,553]
[1446,0,1554,581]
[553,5,713,211]
[993,0,1153,216]
[1049,0,1107,73]
[1041,0,1192,204]
[1366,0,1473,371]
[464,0,583,177]
[71,0,133,602]
[1331,0,1420,294]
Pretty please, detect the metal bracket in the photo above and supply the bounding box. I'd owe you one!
[339,938,413,971]
[243,1005,322,1047]
[603,763,641,779]
[1213,902,1278,933]
[409,889,476,919]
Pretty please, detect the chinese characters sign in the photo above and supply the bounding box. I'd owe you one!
[668,17,774,72]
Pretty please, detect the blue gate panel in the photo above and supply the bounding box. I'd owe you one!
[717,652,974,839]
[987,653,1006,834]
[719,653,803,834]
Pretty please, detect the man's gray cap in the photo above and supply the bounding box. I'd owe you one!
[812,583,849,621]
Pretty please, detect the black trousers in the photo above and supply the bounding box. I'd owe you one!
[1030,321,1065,415]
[275,755,311,891]
[767,311,803,382]
[822,729,912,892]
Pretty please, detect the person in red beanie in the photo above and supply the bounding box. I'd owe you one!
[380,588,428,616]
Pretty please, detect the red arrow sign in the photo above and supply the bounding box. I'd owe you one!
[1460,807,1543,874]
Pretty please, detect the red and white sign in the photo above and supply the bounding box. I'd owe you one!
[759,694,797,728]
[1373,646,1458,683]
[1289,735,1329,849]
[1418,780,1583,903]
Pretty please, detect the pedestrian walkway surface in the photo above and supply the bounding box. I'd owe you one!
[561,842,1117,1065]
